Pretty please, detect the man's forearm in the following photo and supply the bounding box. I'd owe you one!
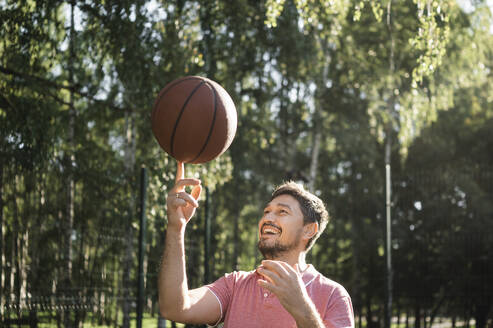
[158,224,190,319]
[291,297,326,328]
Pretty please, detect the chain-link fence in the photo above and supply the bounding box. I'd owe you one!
[1,165,492,327]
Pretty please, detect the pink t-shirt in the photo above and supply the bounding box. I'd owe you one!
[206,265,354,328]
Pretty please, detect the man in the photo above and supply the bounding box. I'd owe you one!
[158,162,354,327]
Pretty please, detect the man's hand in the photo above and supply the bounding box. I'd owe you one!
[257,260,325,328]
[166,161,202,229]
[256,260,307,313]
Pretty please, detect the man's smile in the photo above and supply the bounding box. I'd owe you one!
[261,223,282,236]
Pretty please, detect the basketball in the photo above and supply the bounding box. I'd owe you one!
[151,76,237,164]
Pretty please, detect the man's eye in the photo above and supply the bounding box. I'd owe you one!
[280,210,288,214]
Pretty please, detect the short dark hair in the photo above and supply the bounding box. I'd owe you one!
[271,181,329,251]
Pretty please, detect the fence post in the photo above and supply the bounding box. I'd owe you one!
[0,162,3,321]
[204,186,211,285]
[137,167,147,328]
[385,164,393,328]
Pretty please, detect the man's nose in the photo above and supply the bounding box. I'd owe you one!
[262,212,276,222]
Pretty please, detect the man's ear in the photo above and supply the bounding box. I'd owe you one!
[303,222,319,240]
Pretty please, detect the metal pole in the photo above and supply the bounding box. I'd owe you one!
[204,186,211,284]
[137,167,147,328]
[385,164,393,328]
[0,162,3,320]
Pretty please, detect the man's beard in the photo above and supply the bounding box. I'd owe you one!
[257,232,302,260]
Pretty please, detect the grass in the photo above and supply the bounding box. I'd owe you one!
[3,312,186,328]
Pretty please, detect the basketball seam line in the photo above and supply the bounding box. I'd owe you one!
[170,81,206,157]
[151,76,200,122]
[190,81,218,163]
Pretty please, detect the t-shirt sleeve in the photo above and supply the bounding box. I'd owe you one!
[323,286,355,328]
[205,272,236,323]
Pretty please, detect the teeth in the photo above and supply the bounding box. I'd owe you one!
[262,226,280,234]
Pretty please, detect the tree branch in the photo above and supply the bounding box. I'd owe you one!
[0,90,17,111]
[0,65,127,111]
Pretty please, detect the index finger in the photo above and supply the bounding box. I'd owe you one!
[175,161,184,184]
[261,260,290,277]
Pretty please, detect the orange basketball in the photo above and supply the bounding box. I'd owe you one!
[151,76,237,164]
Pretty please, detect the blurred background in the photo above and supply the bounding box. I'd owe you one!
[0,0,492,327]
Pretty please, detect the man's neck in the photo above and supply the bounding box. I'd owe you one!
[268,251,308,272]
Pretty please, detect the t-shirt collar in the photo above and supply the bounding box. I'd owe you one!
[301,264,318,287]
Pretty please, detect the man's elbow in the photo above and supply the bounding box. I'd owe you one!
[159,302,186,323]
[159,301,175,320]
[159,304,169,320]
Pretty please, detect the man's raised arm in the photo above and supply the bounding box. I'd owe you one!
[158,162,221,325]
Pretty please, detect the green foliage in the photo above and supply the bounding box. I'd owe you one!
[1,0,492,326]
[410,0,452,84]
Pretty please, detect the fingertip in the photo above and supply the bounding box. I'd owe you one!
[176,161,185,182]
[192,184,202,200]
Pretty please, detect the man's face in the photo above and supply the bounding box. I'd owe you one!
[257,194,306,259]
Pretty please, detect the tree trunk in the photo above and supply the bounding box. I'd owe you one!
[200,0,218,80]
[308,128,321,192]
[429,293,446,328]
[0,161,4,319]
[475,304,490,328]
[366,299,375,328]
[279,78,296,177]
[396,304,401,327]
[122,109,137,328]
[12,176,20,319]
[62,1,77,326]
[211,199,219,275]
[233,195,240,271]
[415,305,421,328]
[19,230,28,313]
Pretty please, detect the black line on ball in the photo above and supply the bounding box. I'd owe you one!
[190,81,218,163]
[151,76,200,122]
[170,81,206,157]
